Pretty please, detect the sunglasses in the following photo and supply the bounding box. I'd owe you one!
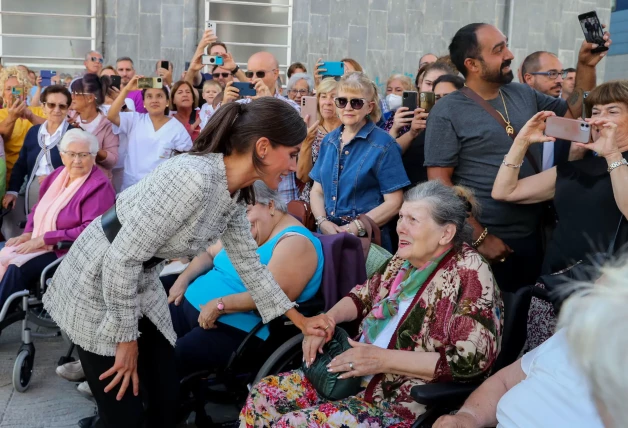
[212,72,230,78]
[245,69,276,79]
[90,56,104,64]
[334,97,368,110]
[44,102,69,111]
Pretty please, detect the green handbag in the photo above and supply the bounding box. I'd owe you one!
[302,327,363,401]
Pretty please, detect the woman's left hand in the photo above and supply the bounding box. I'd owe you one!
[198,300,221,329]
[300,312,336,341]
[576,118,619,159]
[327,338,384,379]
[514,110,556,147]
[15,236,46,254]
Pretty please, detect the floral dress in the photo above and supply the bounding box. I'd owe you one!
[240,244,503,427]
[299,129,325,204]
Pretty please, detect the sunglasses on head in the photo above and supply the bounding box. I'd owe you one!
[212,72,230,78]
[245,69,276,79]
[334,97,368,110]
[91,57,104,64]
[44,102,69,111]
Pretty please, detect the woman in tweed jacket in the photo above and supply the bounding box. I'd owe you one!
[43,98,325,428]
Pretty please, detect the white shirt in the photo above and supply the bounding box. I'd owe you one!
[100,98,136,115]
[34,123,65,176]
[199,103,215,130]
[496,329,603,428]
[80,113,104,135]
[542,141,555,171]
[112,112,193,191]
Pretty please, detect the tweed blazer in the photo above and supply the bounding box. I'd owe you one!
[43,152,295,356]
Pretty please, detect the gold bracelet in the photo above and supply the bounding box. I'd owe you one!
[472,227,488,248]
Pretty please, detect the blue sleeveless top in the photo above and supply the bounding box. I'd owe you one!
[184,226,324,340]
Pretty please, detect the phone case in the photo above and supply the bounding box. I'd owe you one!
[206,20,217,37]
[402,91,418,111]
[202,55,224,66]
[300,96,318,127]
[545,116,591,144]
[578,11,608,53]
[110,76,122,89]
[320,62,344,77]
[233,82,257,97]
[420,92,435,113]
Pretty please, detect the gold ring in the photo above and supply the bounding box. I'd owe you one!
[499,258,506,263]
[324,325,330,331]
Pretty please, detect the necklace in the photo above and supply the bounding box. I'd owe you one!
[496,90,514,135]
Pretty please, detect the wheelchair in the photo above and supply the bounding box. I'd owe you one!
[0,240,72,392]
[177,232,367,427]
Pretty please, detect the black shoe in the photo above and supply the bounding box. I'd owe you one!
[78,414,100,428]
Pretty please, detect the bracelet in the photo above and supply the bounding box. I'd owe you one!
[231,65,240,75]
[472,228,488,248]
[607,158,628,173]
[502,155,524,169]
[315,215,328,227]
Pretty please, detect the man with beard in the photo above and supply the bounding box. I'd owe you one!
[521,51,573,168]
[424,23,611,292]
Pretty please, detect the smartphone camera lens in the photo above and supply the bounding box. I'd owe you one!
[403,93,408,98]
[209,58,215,64]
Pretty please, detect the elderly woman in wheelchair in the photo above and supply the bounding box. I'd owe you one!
[167,181,324,378]
[0,129,115,312]
[240,181,504,428]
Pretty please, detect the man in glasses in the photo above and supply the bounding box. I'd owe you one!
[521,51,566,98]
[84,50,104,75]
[210,64,234,89]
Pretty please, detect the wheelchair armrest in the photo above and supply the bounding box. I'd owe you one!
[55,241,73,250]
[410,382,480,407]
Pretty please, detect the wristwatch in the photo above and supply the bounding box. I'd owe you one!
[231,65,239,75]
[354,219,367,237]
[216,298,225,314]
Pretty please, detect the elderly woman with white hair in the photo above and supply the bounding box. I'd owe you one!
[167,180,324,379]
[0,128,115,309]
[287,72,315,104]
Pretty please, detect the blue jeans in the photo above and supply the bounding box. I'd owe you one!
[325,217,393,253]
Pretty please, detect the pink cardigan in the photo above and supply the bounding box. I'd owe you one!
[91,117,119,180]
[25,165,116,256]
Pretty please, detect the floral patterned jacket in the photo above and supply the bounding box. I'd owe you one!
[347,243,503,420]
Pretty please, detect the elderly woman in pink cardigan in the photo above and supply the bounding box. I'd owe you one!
[0,128,115,308]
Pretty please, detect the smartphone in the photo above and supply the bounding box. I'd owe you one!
[300,96,318,127]
[578,11,608,54]
[138,77,164,89]
[110,75,121,89]
[160,60,170,70]
[11,86,25,101]
[320,61,344,77]
[402,91,418,111]
[420,92,436,113]
[40,70,57,87]
[232,81,257,97]
[202,55,224,66]
[184,61,191,71]
[206,20,217,38]
[545,116,591,144]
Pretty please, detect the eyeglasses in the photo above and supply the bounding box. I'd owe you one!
[61,151,94,160]
[90,57,104,64]
[529,70,568,80]
[212,72,230,78]
[44,102,69,111]
[289,89,310,95]
[334,97,368,110]
[245,69,276,79]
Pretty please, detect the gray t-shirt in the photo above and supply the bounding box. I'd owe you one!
[424,83,568,239]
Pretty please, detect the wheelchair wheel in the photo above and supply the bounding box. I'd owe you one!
[253,333,303,386]
[27,305,58,329]
[13,349,34,392]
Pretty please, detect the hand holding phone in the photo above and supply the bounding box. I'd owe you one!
[402,91,418,111]
[40,70,57,87]
[232,81,257,97]
[202,55,224,66]
[419,92,435,113]
[320,62,344,78]
[578,11,609,54]
[206,20,217,38]
[300,96,318,128]
[110,75,122,90]
[545,116,591,144]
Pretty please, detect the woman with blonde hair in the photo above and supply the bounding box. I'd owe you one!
[296,78,342,203]
[309,72,409,251]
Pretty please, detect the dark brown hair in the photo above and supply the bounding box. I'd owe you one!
[190,97,306,204]
[341,58,363,72]
[287,62,307,79]
[70,73,111,106]
[209,41,227,53]
[170,80,199,111]
[142,86,171,115]
[585,80,628,111]
[40,84,72,105]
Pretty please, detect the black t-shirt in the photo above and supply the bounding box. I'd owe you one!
[402,132,428,187]
[543,152,628,273]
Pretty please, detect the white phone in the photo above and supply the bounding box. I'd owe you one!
[206,20,217,38]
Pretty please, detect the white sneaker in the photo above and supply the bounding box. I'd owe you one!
[55,360,85,382]
[77,381,93,397]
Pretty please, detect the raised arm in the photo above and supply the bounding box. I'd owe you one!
[492,111,557,204]
[184,29,218,87]
[108,75,140,127]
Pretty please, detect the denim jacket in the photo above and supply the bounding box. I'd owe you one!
[310,121,410,219]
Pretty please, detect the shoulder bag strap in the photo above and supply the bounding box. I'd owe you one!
[610,214,626,255]
[460,86,540,174]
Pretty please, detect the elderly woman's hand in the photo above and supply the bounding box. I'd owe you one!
[577,118,619,159]
[198,299,221,329]
[433,412,480,428]
[514,111,556,147]
[2,193,17,210]
[327,338,384,379]
[319,221,344,235]
[15,236,46,254]
[302,334,327,368]
[6,232,31,248]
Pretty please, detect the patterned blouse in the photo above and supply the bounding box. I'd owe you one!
[347,243,503,420]
[382,114,410,137]
[299,128,326,203]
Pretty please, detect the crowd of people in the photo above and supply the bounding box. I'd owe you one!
[0,16,626,428]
